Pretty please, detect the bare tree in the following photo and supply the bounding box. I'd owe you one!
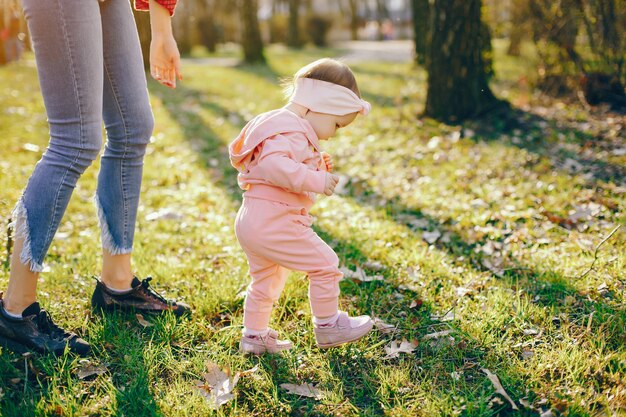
[425,0,501,122]
[411,0,430,65]
[347,0,360,41]
[287,0,303,48]
[197,0,219,53]
[240,0,266,63]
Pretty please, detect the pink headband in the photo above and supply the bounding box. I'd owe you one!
[289,77,371,116]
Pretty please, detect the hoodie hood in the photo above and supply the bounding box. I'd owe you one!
[229,108,320,172]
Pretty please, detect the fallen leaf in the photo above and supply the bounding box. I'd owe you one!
[136,314,154,327]
[430,311,455,322]
[482,257,505,278]
[280,383,324,399]
[422,230,441,244]
[145,209,184,221]
[409,299,423,309]
[363,261,385,272]
[542,209,576,229]
[22,143,40,152]
[372,318,396,334]
[78,363,108,380]
[422,329,454,340]
[194,362,257,409]
[339,266,384,283]
[384,339,418,359]
[481,368,518,410]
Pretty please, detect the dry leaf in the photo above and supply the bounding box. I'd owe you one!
[521,349,534,360]
[194,362,257,410]
[145,209,184,221]
[481,368,519,410]
[22,143,40,153]
[339,266,384,283]
[430,310,455,321]
[363,261,385,272]
[280,383,324,399]
[422,329,454,340]
[422,230,441,244]
[372,318,396,334]
[78,363,108,380]
[384,339,418,359]
[136,314,154,327]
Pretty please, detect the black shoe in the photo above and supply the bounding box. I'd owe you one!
[91,276,191,318]
[0,299,90,357]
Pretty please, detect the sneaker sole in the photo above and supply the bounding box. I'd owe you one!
[0,335,89,357]
[0,334,31,354]
[316,322,374,349]
[239,340,293,355]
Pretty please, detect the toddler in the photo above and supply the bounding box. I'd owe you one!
[229,58,373,354]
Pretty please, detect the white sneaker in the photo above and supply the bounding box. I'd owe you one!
[314,311,373,348]
[239,329,293,355]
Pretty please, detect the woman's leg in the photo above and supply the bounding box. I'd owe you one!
[88,0,188,317]
[5,0,104,313]
[96,0,154,289]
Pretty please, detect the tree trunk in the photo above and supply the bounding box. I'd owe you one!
[132,8,151,70]
[411,0,429,65]
[197,0,218,53]
[375,0,388,40]
[424,0,500,122]
[240,0,266,64]
[348,0,359,41]
[287,0,303,48]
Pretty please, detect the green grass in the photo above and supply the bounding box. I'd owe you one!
[0,43,624,416]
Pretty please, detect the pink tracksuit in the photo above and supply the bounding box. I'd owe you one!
[229,108,342,330]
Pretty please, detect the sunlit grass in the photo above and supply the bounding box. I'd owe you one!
[0,45,624,416]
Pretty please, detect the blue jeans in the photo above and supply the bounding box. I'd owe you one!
[14,0,154,272]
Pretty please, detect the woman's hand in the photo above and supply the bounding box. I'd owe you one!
[150,34,181,88]
[148,0,182,88]
[321,151,334,172]
[324,173,339,196]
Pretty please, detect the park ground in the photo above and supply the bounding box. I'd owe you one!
[0,41,624,416]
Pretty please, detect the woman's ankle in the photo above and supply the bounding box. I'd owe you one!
[2,293,36,315]
[100,274,134,291]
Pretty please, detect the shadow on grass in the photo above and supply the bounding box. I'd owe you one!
[462,105,626,187]
[0,312,166,416]
[337,178,625,350]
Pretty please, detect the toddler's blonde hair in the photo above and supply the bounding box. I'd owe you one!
[283,58,361,99]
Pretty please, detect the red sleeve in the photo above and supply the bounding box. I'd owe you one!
[134,0,177,16]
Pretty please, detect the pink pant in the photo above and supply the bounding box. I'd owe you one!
[235,196,341,330]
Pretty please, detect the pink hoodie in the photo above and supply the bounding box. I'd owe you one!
[229,109,328,209]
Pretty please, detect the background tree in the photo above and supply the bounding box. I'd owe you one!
[197,0,219,53]
[525,0,625,107]
[240,0,266,64]
[132,8,151,70]
[375,0,389,40]
[425,0,501,122]
[411,0,430,65]
[287,0,303,48]
[346,0,360,41]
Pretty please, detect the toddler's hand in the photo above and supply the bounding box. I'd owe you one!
[321,151,334,172]
[324,173,340,196]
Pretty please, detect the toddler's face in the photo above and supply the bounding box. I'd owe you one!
[305,111,358,141]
